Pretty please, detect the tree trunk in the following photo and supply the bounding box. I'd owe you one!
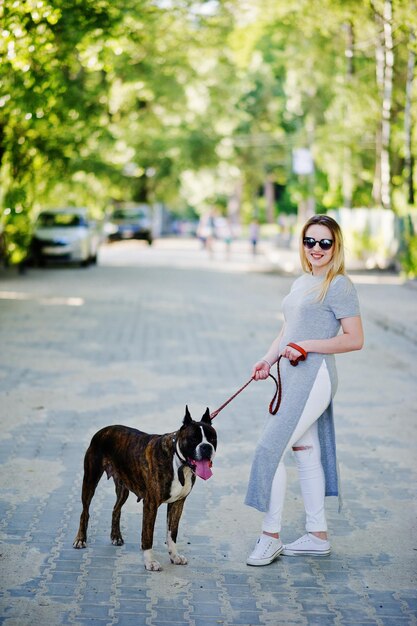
[372,0,394,210]
[404,30,415,206]
[227,180,243,225]
[372,9,385,206]
[264,175,275,224]
[343,21,355,208]
[380,0,393,210]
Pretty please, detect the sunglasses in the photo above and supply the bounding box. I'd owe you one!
[303,237,333,251]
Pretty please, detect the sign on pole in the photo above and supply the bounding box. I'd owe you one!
[292,148,314,175]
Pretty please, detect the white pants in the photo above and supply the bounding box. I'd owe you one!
[262,360,332,534]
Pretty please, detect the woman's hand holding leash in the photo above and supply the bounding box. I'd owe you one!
[281,342,307,366]
[252,358,272,381]
[249,343,307,415]
[253,343,307,381]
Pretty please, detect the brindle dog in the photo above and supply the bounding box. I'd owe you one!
[73,407,217,571]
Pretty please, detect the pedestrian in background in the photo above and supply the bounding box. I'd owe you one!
[246,214,364,566]
[197,210,216,256]
[249,219,260,256]
[215,216,233,260]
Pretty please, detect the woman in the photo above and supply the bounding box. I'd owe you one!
[246,214,363,566]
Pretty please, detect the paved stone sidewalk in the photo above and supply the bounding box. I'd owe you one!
[0,245,416,626]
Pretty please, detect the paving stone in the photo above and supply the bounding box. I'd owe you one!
[378,618,411,625]
[401,595,417,611]
[153,607,188,621]
[231,612,263,624]
[303,618,348,626]
[118,574,149,587]
[43,582,79,597]
[86,568,116,581]
[336,607,379,620]
[117,588,148,600]
[53,560,85,572]
[150,622,190,626]
[115,599,148,614]
[49,571,81,585]
[291,579,323,589]
[193,615,226,626]
[190,602,225,618]
[373,602,410,617]
[56,549,86,561]
[228,597,258,611]
[82,589,114,604]
[189,595,221,609]
[76,604,112,619]
[114,617,148,626]
[75,617,112,626]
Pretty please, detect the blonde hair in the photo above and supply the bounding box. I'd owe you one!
[299,214,346,301]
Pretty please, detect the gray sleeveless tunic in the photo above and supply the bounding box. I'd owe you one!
[245,273,360,513]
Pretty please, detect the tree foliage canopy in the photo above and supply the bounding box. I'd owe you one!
[0,0,416,261]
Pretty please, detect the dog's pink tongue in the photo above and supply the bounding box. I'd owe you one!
[194,460,213,480]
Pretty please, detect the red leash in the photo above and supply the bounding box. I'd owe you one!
[210,376,255,420]
[210,343,307,420]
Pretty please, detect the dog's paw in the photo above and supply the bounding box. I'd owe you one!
[143,549,162,571]
[73,538,87,549]
[170,553,188,565]
[111,536,124,546]
[144,559,163,571]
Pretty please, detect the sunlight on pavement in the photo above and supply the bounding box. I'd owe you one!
[0,291,84,306]
[99,238,273,273]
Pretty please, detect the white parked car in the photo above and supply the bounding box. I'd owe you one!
[31,208,101,267]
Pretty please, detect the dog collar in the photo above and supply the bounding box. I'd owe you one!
[173,437,195,471]
[173,438,195,487]
[175,448,195,471]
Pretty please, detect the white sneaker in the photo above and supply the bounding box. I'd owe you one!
[282,533,331,557]
[246,535,283,566]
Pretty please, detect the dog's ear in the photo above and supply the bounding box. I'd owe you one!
[183,405,192,426]
[201,407,212,424]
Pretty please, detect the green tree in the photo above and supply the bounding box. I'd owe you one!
[1,0,416,263]
[0,0,128,261]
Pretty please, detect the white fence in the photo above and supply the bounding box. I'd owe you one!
[329,208,400,270]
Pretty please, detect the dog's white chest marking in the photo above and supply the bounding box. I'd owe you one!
[166,439,194,503]
[166,464,193,503]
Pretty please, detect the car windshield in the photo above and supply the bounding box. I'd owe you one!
[37,213,87,227]
[113,209,147,220]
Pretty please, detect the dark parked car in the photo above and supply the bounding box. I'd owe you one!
[106,205,153,244]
